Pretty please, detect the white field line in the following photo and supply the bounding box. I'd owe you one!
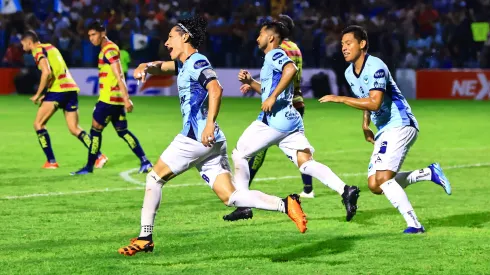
[2,162,489,200]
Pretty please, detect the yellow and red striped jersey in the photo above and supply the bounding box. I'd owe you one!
[280,39,304,108]
[98,40,124,105]
[31,43,79,93]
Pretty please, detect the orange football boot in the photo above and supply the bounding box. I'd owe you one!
[42,161,59,169]
[95,154,108,169]
[118,238,154,256]
[285,194,307,233]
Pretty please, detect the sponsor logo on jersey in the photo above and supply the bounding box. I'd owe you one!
[374,69,385,78]
[374,81,386,89]
[194,59,210,69]
[272,52,284,61]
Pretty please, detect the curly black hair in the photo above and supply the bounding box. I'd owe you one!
[278,14,294,38]
[261,20,289,42]
[175,16,207,49]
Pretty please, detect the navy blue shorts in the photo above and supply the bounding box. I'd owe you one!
[92,101,127,129]
[43,91,79,112]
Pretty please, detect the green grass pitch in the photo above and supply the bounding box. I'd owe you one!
[0,95,489,274]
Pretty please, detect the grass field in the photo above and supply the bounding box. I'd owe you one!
[0,95,489,275]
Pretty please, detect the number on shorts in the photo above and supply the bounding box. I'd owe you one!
[201,174,210,183]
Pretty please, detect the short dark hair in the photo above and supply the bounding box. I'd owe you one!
[278,14,294,38]
[87,20,105,32]
[21,30,39,42]
[175,16,208,49]
[261,20,289,42]
[341,25,369,51]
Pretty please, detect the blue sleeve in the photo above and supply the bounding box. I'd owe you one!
[368,61,388,93]
[267,50,293,71]
[189,57,218,88]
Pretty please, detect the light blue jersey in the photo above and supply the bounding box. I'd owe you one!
[257,48,303,133]
[175,52,225,142]
[345,54,418,139]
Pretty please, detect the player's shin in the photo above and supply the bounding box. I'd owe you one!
[227,189,285,213]
[77,130,92,149]
[379,178,422,228]
[232,149,251,190]
[299,160,345,195]
[87,127,102,168]
[395,168,432,188]
[117,129,148,163]
[36,129,56,163]
[139,170,166,240]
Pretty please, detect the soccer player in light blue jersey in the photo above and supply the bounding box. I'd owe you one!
[231,21,360,223]
[118,16,307,256]
[319,25,452,234]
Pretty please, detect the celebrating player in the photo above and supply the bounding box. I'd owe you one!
[20,30,107,169]
[71,21,152,175]
[117,16,307,256]
[319,25,452,233]
[223,15,314,222]
[231,21,360,223]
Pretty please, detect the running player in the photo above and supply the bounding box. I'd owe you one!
[117,16,307,256]
[20,30,107,169]
[319,25,452,233]
[223,15,314,222]
[232,21,360,223]
[71,21,151,175]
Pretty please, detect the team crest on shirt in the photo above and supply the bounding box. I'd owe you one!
[272,52,284,61]
[374,69,385,78]
[194,59,209,69]
[363,75,369,84]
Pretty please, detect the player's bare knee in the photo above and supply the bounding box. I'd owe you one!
[368,176,383,194]
[296,149,313,168]
[146,170,166,187]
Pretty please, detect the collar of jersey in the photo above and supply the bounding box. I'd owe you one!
[352,53,370,79]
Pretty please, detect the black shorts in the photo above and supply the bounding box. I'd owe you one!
[43,91,79,112]
[92,101,127,129]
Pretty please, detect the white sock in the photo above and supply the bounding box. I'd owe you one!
[396,168,432,188]
[228,189,285,213]
[299,160,346,195]
[232,149,251,190]
[380,179,421,228]
[139,170,166,238]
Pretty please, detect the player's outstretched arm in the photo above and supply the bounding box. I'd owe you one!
[31,58,51,104]
[134,61,176,83]
[362,110,375,144]
[201,79,222,147]
[110,61,133,112]
[319,90,383,112]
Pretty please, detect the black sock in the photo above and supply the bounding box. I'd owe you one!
[301,174,313,193]
[117,129,147,163]
[248,149,268,186]
[78,130,102,158]
[36,129,56,163]
[137,234,153,241]
[87,127,102,168]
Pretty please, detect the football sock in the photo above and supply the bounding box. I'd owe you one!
[380,179,421,228]
[139,170,166,238]
[87,127,102,168]
[396,168,432,188]
[36,129,56,163]
[78,130,103,158]
[232,149,251,190]
[301,174,313,193]
[117,129,147,163]
[299,160,345,195]
[248,149,268,185]
[227,189,285,213]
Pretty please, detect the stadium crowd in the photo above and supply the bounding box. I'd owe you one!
[1,0,490,70]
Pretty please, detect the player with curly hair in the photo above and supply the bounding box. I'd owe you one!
[117,16,308,257]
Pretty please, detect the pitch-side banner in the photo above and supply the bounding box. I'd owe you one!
[72,68,339,97]
[416,70,490,100]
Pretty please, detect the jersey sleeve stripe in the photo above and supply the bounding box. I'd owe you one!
[60,83,78,89]
[103,47,119,55]
[285,50,302,57]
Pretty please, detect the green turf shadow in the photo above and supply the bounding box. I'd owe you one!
[426,211,490,228]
